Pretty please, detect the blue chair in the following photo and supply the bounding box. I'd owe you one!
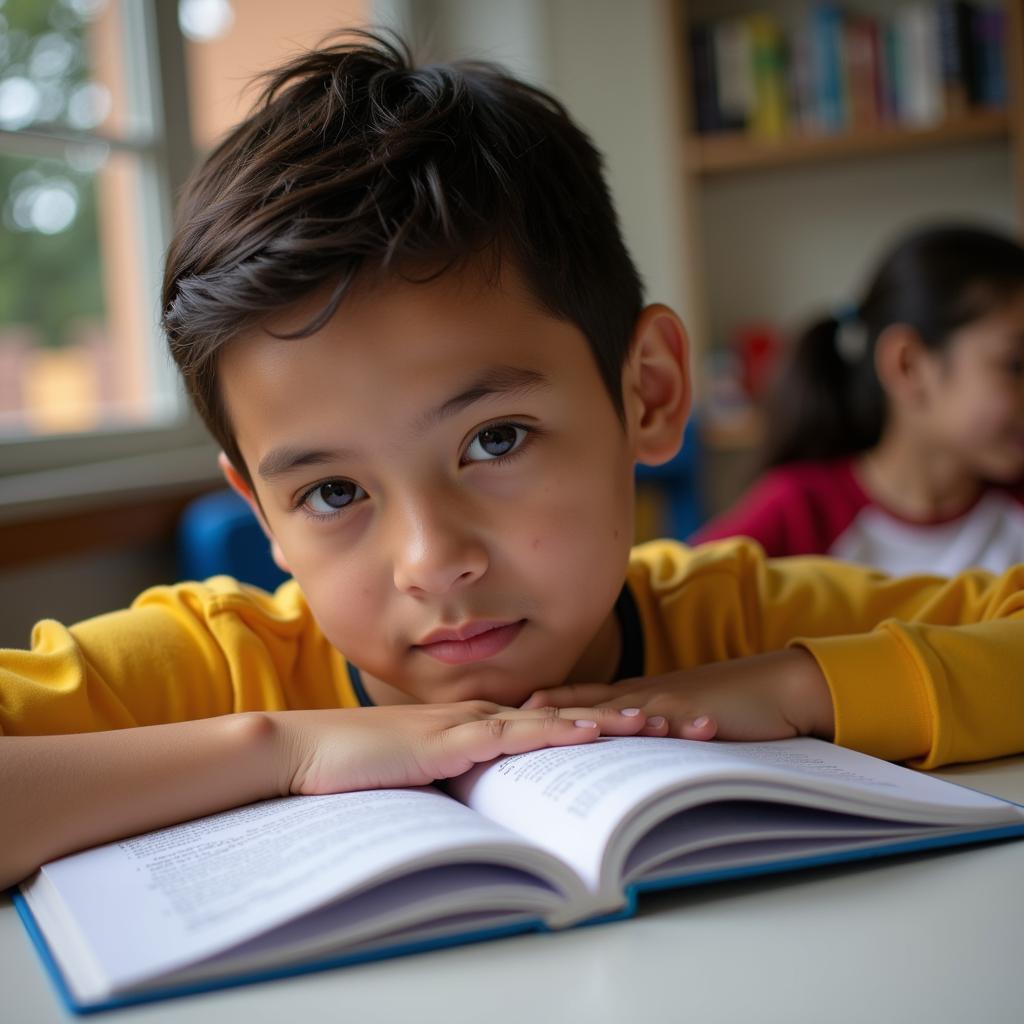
[635,418,704,539]
[177,489,288,590]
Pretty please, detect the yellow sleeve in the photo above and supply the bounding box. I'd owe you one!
[0,577,358,736]
[631,538,1024,768]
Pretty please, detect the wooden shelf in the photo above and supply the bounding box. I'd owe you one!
[688,108,1011,176]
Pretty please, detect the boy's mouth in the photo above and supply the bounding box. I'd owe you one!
[414,620,526,665]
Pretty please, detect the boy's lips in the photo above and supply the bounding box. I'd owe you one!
[414,620,526,665]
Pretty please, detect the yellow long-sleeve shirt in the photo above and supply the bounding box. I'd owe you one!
[2,538,1022,769]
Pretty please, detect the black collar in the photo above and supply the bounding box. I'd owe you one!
[612,582,645,681]
[347,583,645,708]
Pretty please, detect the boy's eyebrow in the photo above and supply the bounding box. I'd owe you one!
[414,365,550,432]
[257,446,356,481]
[257,366,550,481]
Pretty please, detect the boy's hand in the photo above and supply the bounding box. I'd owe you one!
[271,701,654,796]
[520,649,834,744]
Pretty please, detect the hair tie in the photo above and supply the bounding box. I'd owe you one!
[833,304,868,364]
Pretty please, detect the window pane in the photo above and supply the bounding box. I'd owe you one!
[0,146,171,437]
[180,0,368,151]
[0,0,147,139]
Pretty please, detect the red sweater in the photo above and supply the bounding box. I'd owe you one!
[691,459,1024,575]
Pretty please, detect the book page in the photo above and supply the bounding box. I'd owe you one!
[449,736,1023,893]
[29,787,564,998]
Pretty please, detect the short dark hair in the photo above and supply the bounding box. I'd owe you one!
[162,30,644,482]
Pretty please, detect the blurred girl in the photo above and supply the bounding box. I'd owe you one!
[692,224,1024,575]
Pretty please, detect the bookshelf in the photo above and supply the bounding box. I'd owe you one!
[673,0,1024,515]
[690,106,1010,174]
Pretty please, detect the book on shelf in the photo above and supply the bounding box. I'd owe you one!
[939,0,979,114]
[749,14,789,138]
[689,1,1009,142]
[897,4,945,127]
[14,735,1024,1013]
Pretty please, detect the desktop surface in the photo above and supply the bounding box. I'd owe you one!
[4,755,1023,1024]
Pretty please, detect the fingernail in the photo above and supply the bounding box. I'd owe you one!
[692,715,710,728]
[620,707,642,717]
[649,716,667,728]
[574,719,598,728]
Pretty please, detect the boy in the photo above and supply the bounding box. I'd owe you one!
[2,32,1023,890]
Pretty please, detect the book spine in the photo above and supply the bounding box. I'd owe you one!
[974,7,1008,108]
[938,0,964,114]
[897,3,945,127]
[748,13,788,139]
[713,17,755,131]
[789,22,818,134]
[844,14,881,130]
[811,4,846,134]
[690,23,721,134]
[880,17,902,123]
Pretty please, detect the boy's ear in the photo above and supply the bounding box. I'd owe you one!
[622,304,692,466]
[218,452,292,575]
[873,324,935,407]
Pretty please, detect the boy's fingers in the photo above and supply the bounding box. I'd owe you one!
[639,714,717,741]
[502,704,649,735]
[446,712,603,764]
[521,683,619,709]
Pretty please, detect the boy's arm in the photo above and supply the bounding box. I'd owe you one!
[0,703,655,890]
[532,542,1024,768]
[524,649,837,746]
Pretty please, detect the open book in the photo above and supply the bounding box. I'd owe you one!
[16,736,1024,1013]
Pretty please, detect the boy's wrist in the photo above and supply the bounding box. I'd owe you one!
[227,712,293,799]
[784,647,835,740]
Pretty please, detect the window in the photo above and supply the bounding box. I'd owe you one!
[0,0,206,483]
[0,0,370,492]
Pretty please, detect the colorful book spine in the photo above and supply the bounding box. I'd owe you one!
[843,14,881,129]
[686,2,1008,140]
[748,14,788,139]
[897,4,945,126]
[712,17,756,131]
[811,4,846,133]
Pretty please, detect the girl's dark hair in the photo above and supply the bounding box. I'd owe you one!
[762,224,1024,468]
[162,30,643,483]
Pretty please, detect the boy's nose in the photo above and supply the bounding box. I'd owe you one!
[389,500,488,597]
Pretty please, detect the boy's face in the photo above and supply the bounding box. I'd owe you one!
[221,264,687,707]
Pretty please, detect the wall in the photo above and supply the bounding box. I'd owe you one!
[0,545,177,648]
[699,143,1017,349]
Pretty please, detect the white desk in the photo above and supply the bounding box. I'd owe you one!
[4,756,1023,1024]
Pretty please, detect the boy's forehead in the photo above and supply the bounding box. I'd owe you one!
[218,262,605,459]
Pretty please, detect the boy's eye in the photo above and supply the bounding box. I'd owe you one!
[301,479,366,516]
[464,424,527,462]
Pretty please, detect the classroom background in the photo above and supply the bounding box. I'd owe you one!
[0,0,1020,647]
